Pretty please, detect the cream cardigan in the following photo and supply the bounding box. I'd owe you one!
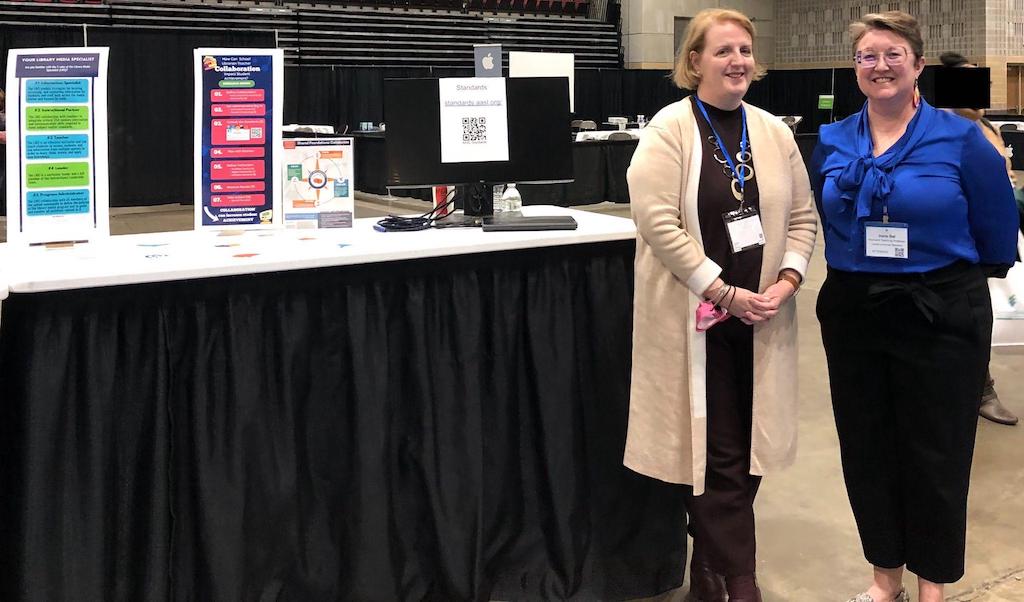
[623,98,818,494]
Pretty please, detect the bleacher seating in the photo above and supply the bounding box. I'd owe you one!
[8,0,589,16]
[0,0,620,69]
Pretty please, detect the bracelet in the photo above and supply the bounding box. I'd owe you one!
[719,285,734,308]
[724,285,738,311]
[777,271,801,292]
[711,285,731,307]
[705,283,726,305]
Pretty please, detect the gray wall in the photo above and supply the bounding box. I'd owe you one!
[620,0,775,69]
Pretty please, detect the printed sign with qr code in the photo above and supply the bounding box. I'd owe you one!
[462,117,487,143]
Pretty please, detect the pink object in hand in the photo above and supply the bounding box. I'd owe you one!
[696,301,731,332]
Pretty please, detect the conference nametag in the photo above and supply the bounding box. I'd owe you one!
[865,221,909,259]
[722,208,766,254]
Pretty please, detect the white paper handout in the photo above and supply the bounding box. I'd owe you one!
[438,78,509,164]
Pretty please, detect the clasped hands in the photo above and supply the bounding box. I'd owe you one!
[702,274,798,325]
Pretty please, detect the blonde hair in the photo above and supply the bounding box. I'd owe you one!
[849,11,924,58]
[672,8,766,90]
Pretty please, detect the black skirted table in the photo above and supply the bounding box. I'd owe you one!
[0,207,686,601]
[351,132,637,206]
[350,130,392,196]
[518,138,636,206]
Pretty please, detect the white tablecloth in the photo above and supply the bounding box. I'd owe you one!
[575,129,643,142]
[0,206,636,294]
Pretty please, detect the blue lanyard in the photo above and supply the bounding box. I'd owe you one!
[694,96,748,198]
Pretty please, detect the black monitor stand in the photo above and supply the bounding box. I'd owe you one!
[462,182,494,217]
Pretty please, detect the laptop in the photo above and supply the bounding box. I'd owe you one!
[481,215,578,232]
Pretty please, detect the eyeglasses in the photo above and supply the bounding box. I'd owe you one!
[854,47,909,69]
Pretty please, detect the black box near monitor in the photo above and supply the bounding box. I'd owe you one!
[383,77,574,220]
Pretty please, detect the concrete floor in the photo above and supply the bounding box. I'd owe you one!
[2,197,1022,601]
[755,250,1024,602]
[587,201,1024,602]
[590,205,1024,602]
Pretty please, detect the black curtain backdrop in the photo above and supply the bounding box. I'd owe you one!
[0,242,688,601]
[0,25,86,216]
[0,26,273,212]
[763,65,945,133]
[0,21,957,209]
[0,24,84,72]
[284,66,689,138]
[87,28,275,206]
[763,69,837,131]
[285,66,474,131]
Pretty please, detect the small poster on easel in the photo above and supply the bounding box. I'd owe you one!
[281,137,355,228]
[5,47,111,246]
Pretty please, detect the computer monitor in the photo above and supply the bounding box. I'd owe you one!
[383,76,573,217]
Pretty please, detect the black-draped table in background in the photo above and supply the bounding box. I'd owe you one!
[0,207,687,601]
[351,131,636,205]
[518,138,636,206]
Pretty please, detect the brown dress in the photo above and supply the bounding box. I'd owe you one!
[686,96,763,577]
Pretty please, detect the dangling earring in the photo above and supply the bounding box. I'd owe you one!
[912,78,920,108]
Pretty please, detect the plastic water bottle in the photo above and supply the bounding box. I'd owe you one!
[492,183,506,214]
[501,183,522,214]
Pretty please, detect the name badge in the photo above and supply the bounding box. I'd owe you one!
[864,221,909,259]
[722,208,765,254]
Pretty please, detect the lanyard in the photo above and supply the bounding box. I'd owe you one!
[694,96,749,201]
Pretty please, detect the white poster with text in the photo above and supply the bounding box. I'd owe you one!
[438,78,509,164]
[5,48,110,245]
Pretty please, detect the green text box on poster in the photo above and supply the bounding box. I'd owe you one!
[818,94,835,110]
[25,162,91,188]
[25,106,90,131]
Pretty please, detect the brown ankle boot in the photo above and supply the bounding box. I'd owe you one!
[684,562,727,601]
[684,543,727,602]
[725,574,762,602]
[979,378,1019,425]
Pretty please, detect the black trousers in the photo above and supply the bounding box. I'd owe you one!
[685,318,762,577]
[817,261,992,584]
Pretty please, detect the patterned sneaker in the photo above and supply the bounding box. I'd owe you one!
[847,586,910,602]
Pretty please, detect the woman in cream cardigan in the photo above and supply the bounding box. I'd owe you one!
[624,8,817,602]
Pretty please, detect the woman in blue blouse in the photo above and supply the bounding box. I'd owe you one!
[811,11,1018,602]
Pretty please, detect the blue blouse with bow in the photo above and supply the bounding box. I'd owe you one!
[811,99,1018,273]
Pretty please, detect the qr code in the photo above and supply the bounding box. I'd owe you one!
[251,127,263,139]
[462,117,487,143]
[894,247,905,258]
